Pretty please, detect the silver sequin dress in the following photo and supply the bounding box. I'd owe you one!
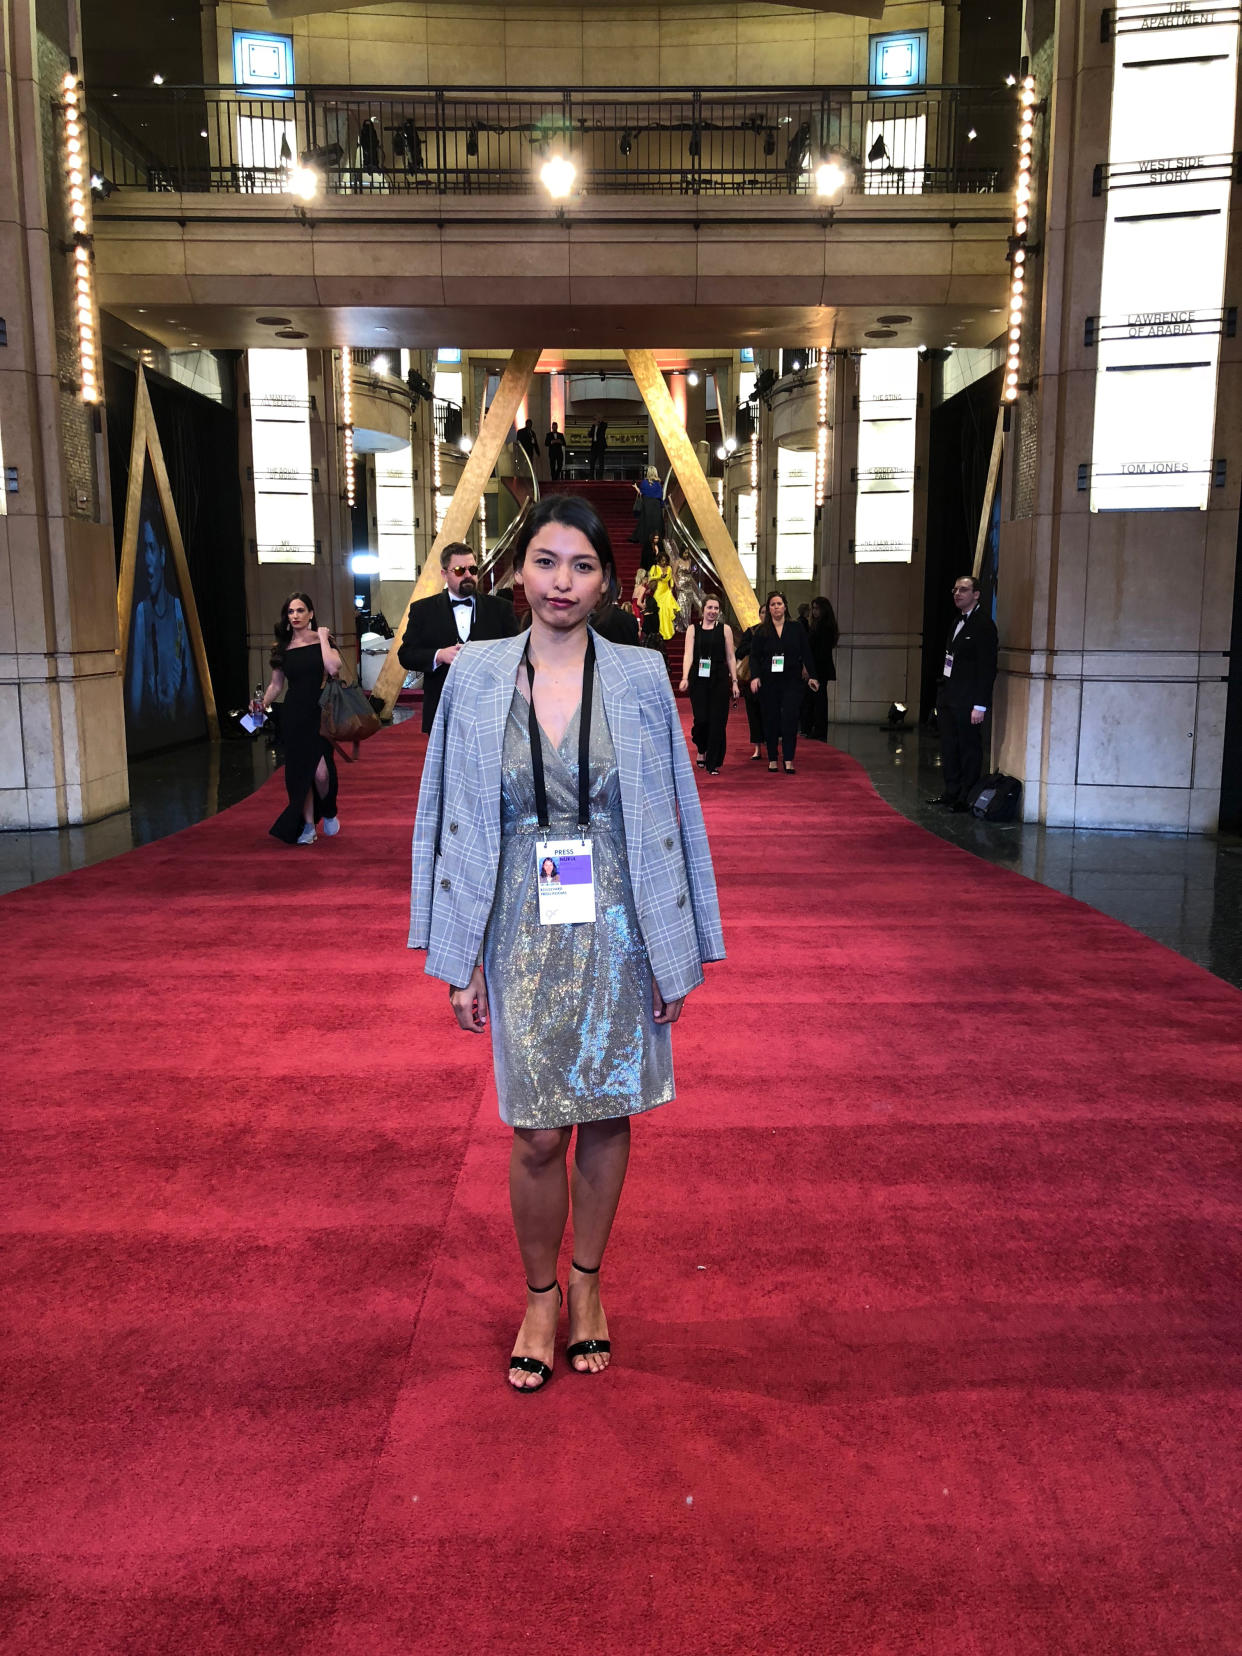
[484,683,674,1129]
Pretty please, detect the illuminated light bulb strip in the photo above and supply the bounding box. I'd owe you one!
[62,73,99,404]
[1004,74,1037,404]
[432,414,444,532]
[478,491,487,559]
[340,347,356,508]
[750,421,761,566]
[814,353,830,507]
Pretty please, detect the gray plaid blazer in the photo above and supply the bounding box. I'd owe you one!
[409,629,725,1000]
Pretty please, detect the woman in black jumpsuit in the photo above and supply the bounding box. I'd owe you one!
[748,590,820,773]
[678,594,739,773]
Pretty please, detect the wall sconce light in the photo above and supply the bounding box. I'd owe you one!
[619,129,633,156]
[466,124,479,157]
[814,157,847,198]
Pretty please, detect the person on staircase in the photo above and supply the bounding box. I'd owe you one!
[545,421,566,482]
[630,466,664,549]
[748,590,819,774]
[646,547,679,642]
[516,419,540,476]
[679,593,739,773]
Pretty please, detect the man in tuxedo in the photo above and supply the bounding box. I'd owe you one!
[932,574,998,811]
[398,541,519,732]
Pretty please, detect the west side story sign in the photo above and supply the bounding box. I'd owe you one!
[1089,2,1238,510]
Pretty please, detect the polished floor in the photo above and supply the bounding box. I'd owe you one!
[3,719,1241,992]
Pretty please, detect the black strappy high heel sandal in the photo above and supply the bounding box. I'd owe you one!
[508,1280,561,1393]
[566,1261,612,1374]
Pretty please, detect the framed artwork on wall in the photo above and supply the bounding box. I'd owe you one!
[117,367,219,755]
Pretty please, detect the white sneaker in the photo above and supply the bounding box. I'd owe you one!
[297,824,317,846]
[321,816,340,837]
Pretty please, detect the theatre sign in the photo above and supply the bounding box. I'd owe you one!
[1088,1,1239,512]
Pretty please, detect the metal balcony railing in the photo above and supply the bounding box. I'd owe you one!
[84,84,1012,201]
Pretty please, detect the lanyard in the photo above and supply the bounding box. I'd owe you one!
[524,636,595,830]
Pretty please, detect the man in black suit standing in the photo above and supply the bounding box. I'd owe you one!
[589,419,608,480]
[932,574,998,811]
[397,540,519,732]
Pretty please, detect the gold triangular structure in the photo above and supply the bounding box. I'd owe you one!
[374,347,542,713]
[116,366,219,738]
[623,349,759,630]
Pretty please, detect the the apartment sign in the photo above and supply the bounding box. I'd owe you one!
[1089,1,1239,511]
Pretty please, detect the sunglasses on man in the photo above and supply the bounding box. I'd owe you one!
[451,564,479,577]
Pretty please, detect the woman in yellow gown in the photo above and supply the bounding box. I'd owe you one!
[646,549,679,642]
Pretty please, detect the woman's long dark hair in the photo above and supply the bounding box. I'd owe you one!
[809,594,839,645]
[271,591,316,667]
[513,494,618,600]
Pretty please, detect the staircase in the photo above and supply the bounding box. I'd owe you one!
[506,481,684,685]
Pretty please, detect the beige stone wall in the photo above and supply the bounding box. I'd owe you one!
[1,0,128,829]
[991,0,1241,833]
[212,2,948,88]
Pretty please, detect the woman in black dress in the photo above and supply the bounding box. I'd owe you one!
[748,590,820,774]
[678,593,739,773]
[800,595,839,741]
[252,592,344,845]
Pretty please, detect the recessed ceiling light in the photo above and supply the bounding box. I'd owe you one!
[877,314,912,324]
[275,328,308,339]
[864,328,897,339]
[256,315,292,326]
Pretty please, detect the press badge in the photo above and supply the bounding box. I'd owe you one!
[697,657,712,678]
[771,653,785,673]
[943,652,954,677]
[535,837,596,926]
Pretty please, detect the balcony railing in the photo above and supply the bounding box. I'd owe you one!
[85,84,1011,201]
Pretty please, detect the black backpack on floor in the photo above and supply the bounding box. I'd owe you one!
[968,773,1022,822]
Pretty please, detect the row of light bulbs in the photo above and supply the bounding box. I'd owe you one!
[61,73,99,403]
[340,346,355,506]
[1004,75,1037,403]
[292,151,850,205]
[814,354,831,506]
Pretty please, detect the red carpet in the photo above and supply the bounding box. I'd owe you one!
[3,720,1241,1654]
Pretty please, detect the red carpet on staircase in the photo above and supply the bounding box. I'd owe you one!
[3,717,1241,1654]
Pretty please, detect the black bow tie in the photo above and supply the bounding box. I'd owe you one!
[451,597,473,607]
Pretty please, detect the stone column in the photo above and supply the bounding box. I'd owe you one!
[993,0,1241,831]
[0,0,127,828]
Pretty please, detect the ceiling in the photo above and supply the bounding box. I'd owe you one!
[102,302,1005,356]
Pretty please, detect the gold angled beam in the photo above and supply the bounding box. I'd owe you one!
[373,347,541,713]
[623,349,758,630]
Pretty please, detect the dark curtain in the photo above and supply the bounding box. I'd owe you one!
[105,357,248,722]
[920,364,1003,723]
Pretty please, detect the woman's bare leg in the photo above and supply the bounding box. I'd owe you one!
[567,1116,631,1373]
[508,1127,572,1389]
[301,789,315,826]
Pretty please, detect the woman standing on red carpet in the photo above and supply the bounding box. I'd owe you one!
[409,495,725,1393]
[253,593,343,846]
